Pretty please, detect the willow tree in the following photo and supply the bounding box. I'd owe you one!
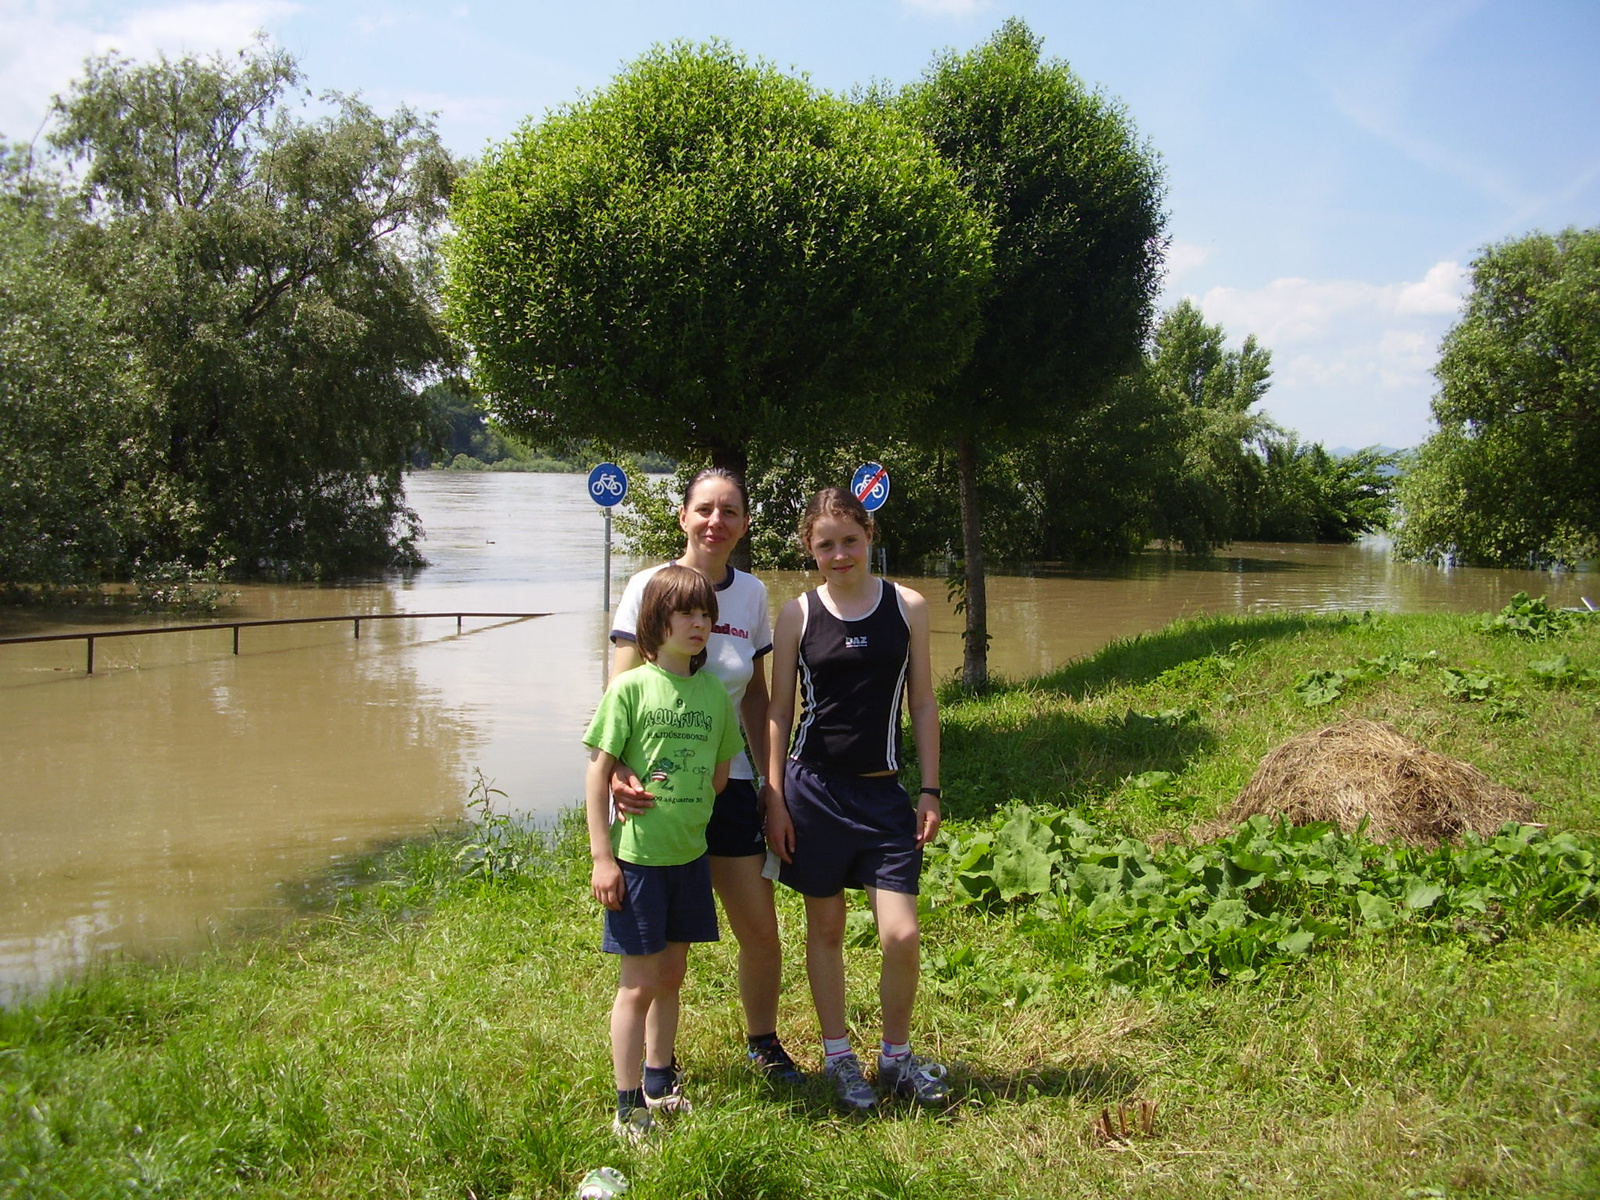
[444,41,991,487]
[899,19,1166,689]
[49,42,457,579]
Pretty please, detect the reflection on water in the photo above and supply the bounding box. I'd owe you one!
[1,472,1592,1001]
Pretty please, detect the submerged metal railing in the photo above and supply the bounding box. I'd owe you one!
[0,611,549,674]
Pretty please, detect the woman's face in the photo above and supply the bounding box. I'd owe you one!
[679,477,749,561]
[805,512,872,587]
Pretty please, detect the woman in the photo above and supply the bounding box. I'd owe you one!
[608,467,803,1084]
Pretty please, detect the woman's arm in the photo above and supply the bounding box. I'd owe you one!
[899,586,942,848]
[740,652,769,780]
[585,747,625,910]
[607,642,654,815]
[761,600,802,862]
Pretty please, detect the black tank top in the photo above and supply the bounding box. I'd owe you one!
[791,579,910,774]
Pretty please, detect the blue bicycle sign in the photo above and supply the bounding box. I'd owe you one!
[851,461,890,512]
[587,462,629,507]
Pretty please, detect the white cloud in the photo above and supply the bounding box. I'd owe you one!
[1179,261,1470,448]
[1162,239,1211,285]
[0,1,296,142]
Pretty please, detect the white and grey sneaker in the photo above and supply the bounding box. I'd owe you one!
[878,1053,951,1106]
[611,1105,655,1144]
[824,1051,878,1112]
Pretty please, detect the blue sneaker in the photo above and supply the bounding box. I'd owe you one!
[748,1038,806,1086]
[878,1053,950,1106]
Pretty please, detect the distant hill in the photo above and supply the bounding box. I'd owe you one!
[1328,444,1408,459]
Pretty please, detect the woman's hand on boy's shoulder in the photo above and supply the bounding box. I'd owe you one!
[609,761,655,818]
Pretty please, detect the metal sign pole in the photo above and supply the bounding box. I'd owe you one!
[603,506,612,612]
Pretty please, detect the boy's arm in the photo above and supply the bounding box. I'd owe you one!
[585,747,625,910]
[607,644,655,817]
[761,599,802,862]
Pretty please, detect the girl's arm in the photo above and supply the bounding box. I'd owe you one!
[761,599,803,862]
[585,747,626,910]
[899,585,942,848]
[607,642,654,816]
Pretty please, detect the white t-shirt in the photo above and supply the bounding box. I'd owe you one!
[611,563,773,780]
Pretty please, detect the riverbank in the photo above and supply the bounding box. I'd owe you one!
[3,606,1596,1198]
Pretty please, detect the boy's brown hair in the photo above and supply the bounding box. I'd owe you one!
[636,564,719,673]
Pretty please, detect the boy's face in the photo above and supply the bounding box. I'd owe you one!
[660,607,712,661]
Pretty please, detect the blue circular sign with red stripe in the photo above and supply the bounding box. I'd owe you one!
[852,462,890,512]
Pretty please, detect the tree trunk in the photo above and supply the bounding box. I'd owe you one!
[956,432,988,691]
[709,441,753,573]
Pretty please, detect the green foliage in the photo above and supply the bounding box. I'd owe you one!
[446,40,990,480]
[1247,437,1398,543]
[17,40,459,583]
[1395,226,1600,567]
[1480,590,1584,639]
[927,807,1600,987]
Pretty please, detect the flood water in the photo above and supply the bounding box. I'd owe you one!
[2,471,1593,1002]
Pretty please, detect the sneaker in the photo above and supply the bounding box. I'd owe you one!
[823,1051,878,1112]
[642,1073,692,1115]
[878,1053,951,1106]
[748,1038,806,1086]
[611,1106,654,1145]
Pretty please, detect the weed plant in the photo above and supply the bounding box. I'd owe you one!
[1,603,1597,1197]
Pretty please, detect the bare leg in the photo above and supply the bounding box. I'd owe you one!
[710,854,782,1036]
[612,950,669,1090]
[803,892,849,1039]
[642,942,689,1070]
[866,887,920,1047]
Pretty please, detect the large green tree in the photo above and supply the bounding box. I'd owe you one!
[898,19,1166,688]
[1395,226,1600,567]
[0,146,143,586]
[444,41,991,490]
[1143,299,1275,553]
[47,42,457,579]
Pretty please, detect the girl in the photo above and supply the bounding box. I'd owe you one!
[608,468,803,1084]
[763,487,949,1111]
[585,565,746,1140]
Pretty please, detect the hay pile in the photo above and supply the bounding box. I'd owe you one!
[1205,718,1535,847]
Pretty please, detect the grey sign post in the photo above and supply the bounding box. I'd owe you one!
[587,463,629,610]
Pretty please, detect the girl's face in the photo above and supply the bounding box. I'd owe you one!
[659,606,713,662]
[805,513,872,587]
[679,478,748,561]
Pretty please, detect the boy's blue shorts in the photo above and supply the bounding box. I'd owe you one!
[602,854,719,956]
[706,777,765,858]
[778,758,922,898]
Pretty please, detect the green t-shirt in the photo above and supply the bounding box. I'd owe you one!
[583,662,744,866]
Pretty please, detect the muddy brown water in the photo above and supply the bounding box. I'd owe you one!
[2,472,1592,1001]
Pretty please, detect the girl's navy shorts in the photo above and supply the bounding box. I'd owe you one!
[777,758,922,898]
[602,853,719,956]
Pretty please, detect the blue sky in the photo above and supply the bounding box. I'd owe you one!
[3,1,1596,449]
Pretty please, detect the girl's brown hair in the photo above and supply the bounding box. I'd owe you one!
[797,486,874,555]
[636,564,719,673]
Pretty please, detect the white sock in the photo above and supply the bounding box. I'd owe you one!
[823,1035,852,1062]
[880,1039,910,1064]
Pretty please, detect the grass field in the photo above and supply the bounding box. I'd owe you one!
[2,602,1597,1198]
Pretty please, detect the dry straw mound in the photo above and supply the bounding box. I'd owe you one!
[1206,718,1535,847]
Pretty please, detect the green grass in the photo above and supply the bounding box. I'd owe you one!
[2,607,1597,1198]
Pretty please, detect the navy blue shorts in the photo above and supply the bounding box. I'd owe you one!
[778,758,922,897]
[602,855,719,956]
[706,777,765,858]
